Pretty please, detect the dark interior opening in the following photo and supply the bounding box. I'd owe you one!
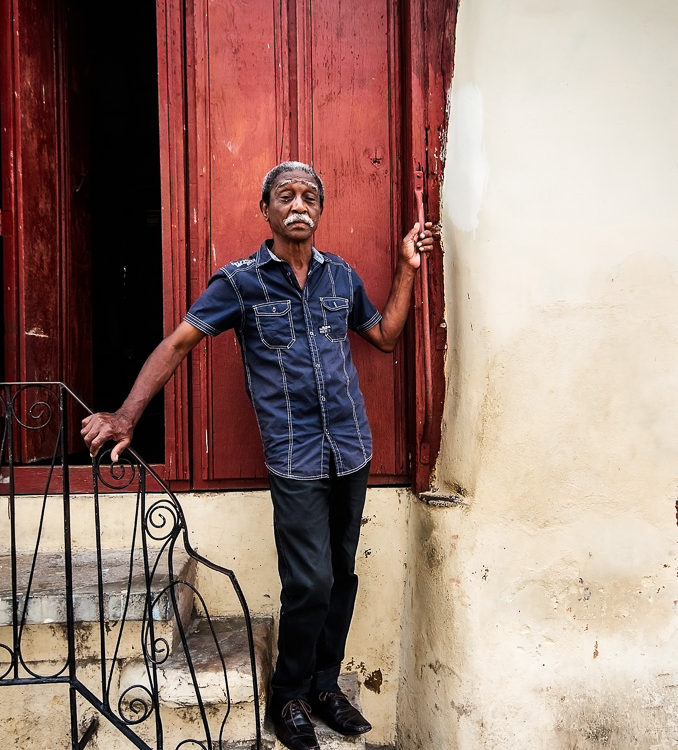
[0,235,4,383]
[86,1,164,462]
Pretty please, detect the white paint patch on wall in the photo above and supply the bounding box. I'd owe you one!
[444,84,488,233]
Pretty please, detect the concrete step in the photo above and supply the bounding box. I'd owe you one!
[0,548,196,662]
[118,620,366,750]
[0,548,196,624]
[113,615,273,749]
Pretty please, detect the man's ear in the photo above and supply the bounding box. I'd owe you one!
[259,200,269,220]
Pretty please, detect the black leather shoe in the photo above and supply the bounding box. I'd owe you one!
[273,699,320,750]
[311,690,372,736]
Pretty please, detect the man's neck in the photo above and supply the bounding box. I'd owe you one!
[270,236,313,271]
[270,236,314,290]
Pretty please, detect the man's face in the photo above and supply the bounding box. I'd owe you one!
[261,169,323,243]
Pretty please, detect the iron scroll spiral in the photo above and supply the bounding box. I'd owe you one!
[9,384,60,431]
[94,449,138,489]
[118,684,155,725]
[144,498,182,542]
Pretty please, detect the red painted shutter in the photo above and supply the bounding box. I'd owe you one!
[2,0,453,489]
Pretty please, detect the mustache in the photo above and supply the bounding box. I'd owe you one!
[283,212,315,228]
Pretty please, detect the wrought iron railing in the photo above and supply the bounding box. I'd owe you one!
[0,382,262,749]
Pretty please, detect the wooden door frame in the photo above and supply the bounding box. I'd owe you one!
[155,0,192,486]
[402,0,457,493]
[0,0,16,376]
[0,0,67,388]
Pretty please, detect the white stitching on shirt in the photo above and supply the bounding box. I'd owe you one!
[255,265,271,303]
[276,348,294,475]
[348,265,354,308]
[301,286,341,470]
[222,269,246,332]
[355,310,382,332]
[325,259,338,296]
[253,300,296,349]
[339,337,368,461]
[319,296,349,342]
[224,270,246,328]
[265,453,372,480]
[184,312,220,336]
[266,464,328,481]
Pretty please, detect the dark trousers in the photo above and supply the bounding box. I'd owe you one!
[268,459,370,711]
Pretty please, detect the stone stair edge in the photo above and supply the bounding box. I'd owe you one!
[119,614,274,708]
[0,548,197,626]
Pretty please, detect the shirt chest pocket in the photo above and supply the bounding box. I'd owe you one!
[253,300,295,349]
[320,296,349,342]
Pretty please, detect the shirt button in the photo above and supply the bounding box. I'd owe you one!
[320,396,326,402]
[315,363,320,369]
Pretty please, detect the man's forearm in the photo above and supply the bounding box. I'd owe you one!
[82,320,205,459]
[367,260,418,352]
[118,320,205,423]
[117,337,190,427]
[360,221,433,353]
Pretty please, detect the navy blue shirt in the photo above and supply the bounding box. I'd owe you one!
[185,241,382,480]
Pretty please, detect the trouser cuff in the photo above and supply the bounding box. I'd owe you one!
[312,664,341,694]
[270,678,312,717]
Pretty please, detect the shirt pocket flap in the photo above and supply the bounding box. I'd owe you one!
[320,297,349,312]
[253,300,291,317]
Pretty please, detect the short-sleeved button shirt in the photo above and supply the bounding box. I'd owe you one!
[184,241,382,480]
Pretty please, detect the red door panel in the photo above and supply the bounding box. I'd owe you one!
[4,0,62,390]
[1,0,92,461]
[310,0,405,478]
[188,0,407,486]
[189,0,281,483]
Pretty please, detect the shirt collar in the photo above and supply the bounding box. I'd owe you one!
[256,241,324,267]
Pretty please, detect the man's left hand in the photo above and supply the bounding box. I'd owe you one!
[401,221,436,269]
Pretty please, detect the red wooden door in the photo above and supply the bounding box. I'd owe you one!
[1,0,92,459]
[184,0,407,486]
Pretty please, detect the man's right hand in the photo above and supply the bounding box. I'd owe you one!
[81,411,135,462]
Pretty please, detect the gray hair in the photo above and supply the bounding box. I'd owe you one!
[261,161,324,208]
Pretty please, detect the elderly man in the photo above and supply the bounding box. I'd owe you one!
[82,161,433,750]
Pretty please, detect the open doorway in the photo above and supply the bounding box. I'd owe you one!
[0,0,165,464]
[84,1,165,462]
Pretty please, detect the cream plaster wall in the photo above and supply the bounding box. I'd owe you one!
[399,1,678,748]
[2,486,409,747]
